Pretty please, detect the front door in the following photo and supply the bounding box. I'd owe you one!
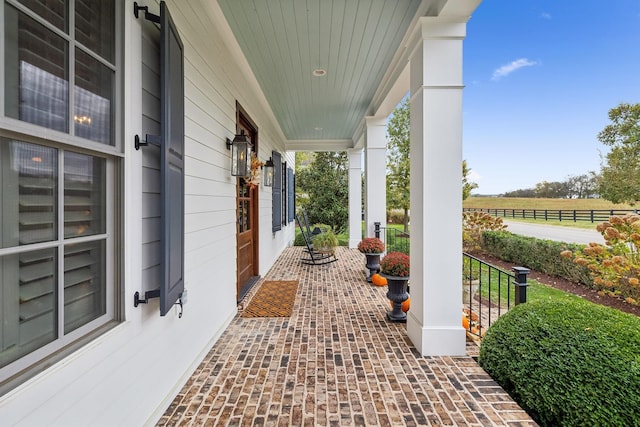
[236,111,259,300]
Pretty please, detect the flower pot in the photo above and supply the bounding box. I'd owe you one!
[364,253,382,282]
[462,279,479,304]
[383,274,409,322]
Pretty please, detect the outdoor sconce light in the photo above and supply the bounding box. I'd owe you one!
[226,131,251,177]
[263,157,275,187]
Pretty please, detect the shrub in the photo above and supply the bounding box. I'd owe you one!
[462,255,480,281]
[293,230,306,246]
[561,214,640,305]
[479,299,640,427]
[481,231,592,285]
[463,211,506,253]
[387,210,407,225]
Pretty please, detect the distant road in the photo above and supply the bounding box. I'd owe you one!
[503,221,604,245]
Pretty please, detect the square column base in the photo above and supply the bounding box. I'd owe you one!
[407,314,467,356]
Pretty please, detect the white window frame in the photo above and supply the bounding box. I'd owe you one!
[0,0,122,393]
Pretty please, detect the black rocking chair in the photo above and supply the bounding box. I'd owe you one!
[296,212,337,265]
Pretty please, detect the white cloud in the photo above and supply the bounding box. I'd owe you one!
[541,12,552,20]
[491,58,538,81]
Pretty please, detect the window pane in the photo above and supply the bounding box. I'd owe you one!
[1,139,58,248]
[4,6,69,133]
[74,48,113,145]
[64,240,105,334]
[75,0,114,62]
[0,249,58,369]
[64,152,105,238]
[17,0,68,31]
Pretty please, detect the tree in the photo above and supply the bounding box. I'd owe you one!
[502,188,536,198]
[597,103,640,205]
[463,160,479,200]
[534,180,569,198]
[386,97,477,229]
[566,172,599,199]
[296,151,349,232]
[386,97,410,232]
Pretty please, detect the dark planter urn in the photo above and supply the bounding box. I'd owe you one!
[364,253,382,282]
[383,274,409,322]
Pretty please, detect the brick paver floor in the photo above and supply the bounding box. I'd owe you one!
[158,247,537,426]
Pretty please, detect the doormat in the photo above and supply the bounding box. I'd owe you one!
[241,280,299,317]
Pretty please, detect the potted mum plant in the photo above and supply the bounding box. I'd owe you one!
[380,251,410,322]
[358,237,385,282]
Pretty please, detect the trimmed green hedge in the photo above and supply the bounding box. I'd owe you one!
[479,300,640,426]
[481,230,592,286]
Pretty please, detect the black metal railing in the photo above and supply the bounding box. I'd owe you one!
[463,207,637,223]
[371,222,529,339]
[374,222,410,254]
[463,252,529,339]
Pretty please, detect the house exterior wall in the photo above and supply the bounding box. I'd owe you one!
[0,1,294,425]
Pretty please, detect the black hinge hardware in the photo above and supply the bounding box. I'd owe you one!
[133,290,184,318]
[134,289,160,307]
[135,134,161,150]
[133,2,160,23]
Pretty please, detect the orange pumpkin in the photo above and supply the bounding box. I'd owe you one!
[389,297,410,312]
[462,316,470,329]
[463,307,479,322]
[371,274,387,286]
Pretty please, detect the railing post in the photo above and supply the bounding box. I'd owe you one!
[374,222,381,239]
[512,267,530,305]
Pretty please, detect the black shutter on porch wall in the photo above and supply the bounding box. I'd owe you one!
[287,167,294,223]
[272,151,282,232]
[159,1,185,316]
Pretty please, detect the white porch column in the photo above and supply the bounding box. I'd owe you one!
[364,116,387,238]
[348,149,363,248]
[406,17,468,356]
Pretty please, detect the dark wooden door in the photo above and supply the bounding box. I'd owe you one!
[236,116,259,300]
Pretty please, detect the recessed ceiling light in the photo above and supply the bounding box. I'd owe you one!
[314,127,323,131]
[312,68,326,77]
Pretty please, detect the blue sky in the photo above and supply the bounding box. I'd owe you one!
[462,0,640,195]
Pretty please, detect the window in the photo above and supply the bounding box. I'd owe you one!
[1,0,118,392]
[4,0,115,145]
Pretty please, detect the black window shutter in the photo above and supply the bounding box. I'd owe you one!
[287,167,295,223]
[272,151,282,232]
[159,1,184,316]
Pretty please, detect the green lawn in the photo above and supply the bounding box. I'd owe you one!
[527,279,582,303]
[468,256,581,307]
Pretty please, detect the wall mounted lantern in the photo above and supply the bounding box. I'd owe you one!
[226,130,251,177]
[263,157,275,187]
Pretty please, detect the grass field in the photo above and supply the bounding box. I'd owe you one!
[463,197,637,210]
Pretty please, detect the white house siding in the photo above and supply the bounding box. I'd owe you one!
[0,1,295,425]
